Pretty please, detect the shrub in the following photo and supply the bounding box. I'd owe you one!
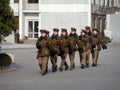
[19,40,24,44]
[0,53,12,70]
[102,36,112,44]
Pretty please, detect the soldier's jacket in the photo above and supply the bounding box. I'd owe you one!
[76,35,90,52]
[36,36,49,58]
[47,35,59,56]
[67,36,77,54]
[58,35,68,54]
[92,34,105,51]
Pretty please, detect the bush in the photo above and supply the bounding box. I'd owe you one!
[19,40,24,44]
[0,53,12,70]
[102,36,112,44]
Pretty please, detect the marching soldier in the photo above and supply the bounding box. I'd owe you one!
[59,28,69,71]
[36,29,50,75]
[84,26,93,67]
[68,27,78,70]
[77,30,89,69]
[91,29,107,67]
[47,28,60,72]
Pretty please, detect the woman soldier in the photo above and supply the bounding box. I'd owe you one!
[36,29,50,75]
[59,28,69,71]
[91,29,107,67]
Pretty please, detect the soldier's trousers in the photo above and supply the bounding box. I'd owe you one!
[50,55,58,70]
[59,53,69,69]
[92,50,99,64]
[79,51,87,65]
[38,56,49,73]
[69,52,75,68]
[86,49,91,64]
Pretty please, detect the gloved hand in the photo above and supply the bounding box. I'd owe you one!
[102,45,107,49]
[78,47,83,52]
[92,45,96,49]
[50,50,57,56]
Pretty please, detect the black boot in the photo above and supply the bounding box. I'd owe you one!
[92,63,97,67]
[81,64,84,69]
[65,66,69,71]
[59,68,63,72]
[85,63,89,68]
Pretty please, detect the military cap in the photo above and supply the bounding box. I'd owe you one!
[92,28,99,32]
[61,28,67,32]
[71,27,76,32]
[53,28,59,32]
[81,29,87,34]
[85,26,90,30]
[40,29,47,33]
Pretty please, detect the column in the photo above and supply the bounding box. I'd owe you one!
[19,0,23,39]
[38,0,42,37]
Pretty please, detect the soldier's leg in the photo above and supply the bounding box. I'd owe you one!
[50,56,57,72]
[41,57,49,75]
[59,53,68,71]
[38,57,43,71]
[54,55,58,71]
[92,50,99,67]
[86,49,91,67]
[81,52,86,69]
[69,52,75,70]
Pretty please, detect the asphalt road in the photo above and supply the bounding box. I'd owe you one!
[0,44,120,90]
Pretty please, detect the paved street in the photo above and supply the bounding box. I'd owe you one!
[0,44,120,90]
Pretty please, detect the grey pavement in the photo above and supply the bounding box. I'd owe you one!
[0,43,35,50]
[0,44,120,90]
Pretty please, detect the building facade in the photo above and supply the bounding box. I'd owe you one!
[10,0,120,41]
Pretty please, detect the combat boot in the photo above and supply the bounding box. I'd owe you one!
[85,63,89,68]
[92,63,97,67]
[81,64,85,69]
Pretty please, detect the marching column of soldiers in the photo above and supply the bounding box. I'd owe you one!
[36,26,107,75]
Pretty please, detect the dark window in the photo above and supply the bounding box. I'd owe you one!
[28,0,38,3]
[14,0,19,3]
[94,0,96,4]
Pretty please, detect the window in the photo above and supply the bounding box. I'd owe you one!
[14,0,19,3]
[28,0,38,3]
[28,21,39,38]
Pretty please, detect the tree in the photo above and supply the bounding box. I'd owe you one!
[0,0,16,42]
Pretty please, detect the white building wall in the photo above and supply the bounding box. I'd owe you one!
[105,12,120,41]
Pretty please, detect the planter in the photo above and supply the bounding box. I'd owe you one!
[0,53,12,71]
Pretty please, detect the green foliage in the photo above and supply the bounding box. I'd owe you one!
[102,36,112,44]
[0,53,12,70]
[19,40,24,44]
[0,0,16,37]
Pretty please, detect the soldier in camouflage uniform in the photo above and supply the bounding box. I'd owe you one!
[77,30,89,69]
[47,28,59,72]
[68,27,78,70]
[91,29,107,67]
[84,26,93,68]
[36,30,49,75]
[59,28,69,71]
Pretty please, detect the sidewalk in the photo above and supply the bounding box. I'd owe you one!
[0,43,36,50]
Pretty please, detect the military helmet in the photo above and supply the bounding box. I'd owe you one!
[61,28,67,32]
[81,29,87,34]
[92,28,99,32]
[40,29,47,33]
[71,27,76,32]
[53,28,59,32]
[85,26,90,30]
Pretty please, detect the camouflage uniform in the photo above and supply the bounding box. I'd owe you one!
[91,29,107,67]
[68,27,78,70]
[77,30,89,69]
[85,26,92,67]
[36,30,49,75]
[48,28,59,72]
[59,28,69,71]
